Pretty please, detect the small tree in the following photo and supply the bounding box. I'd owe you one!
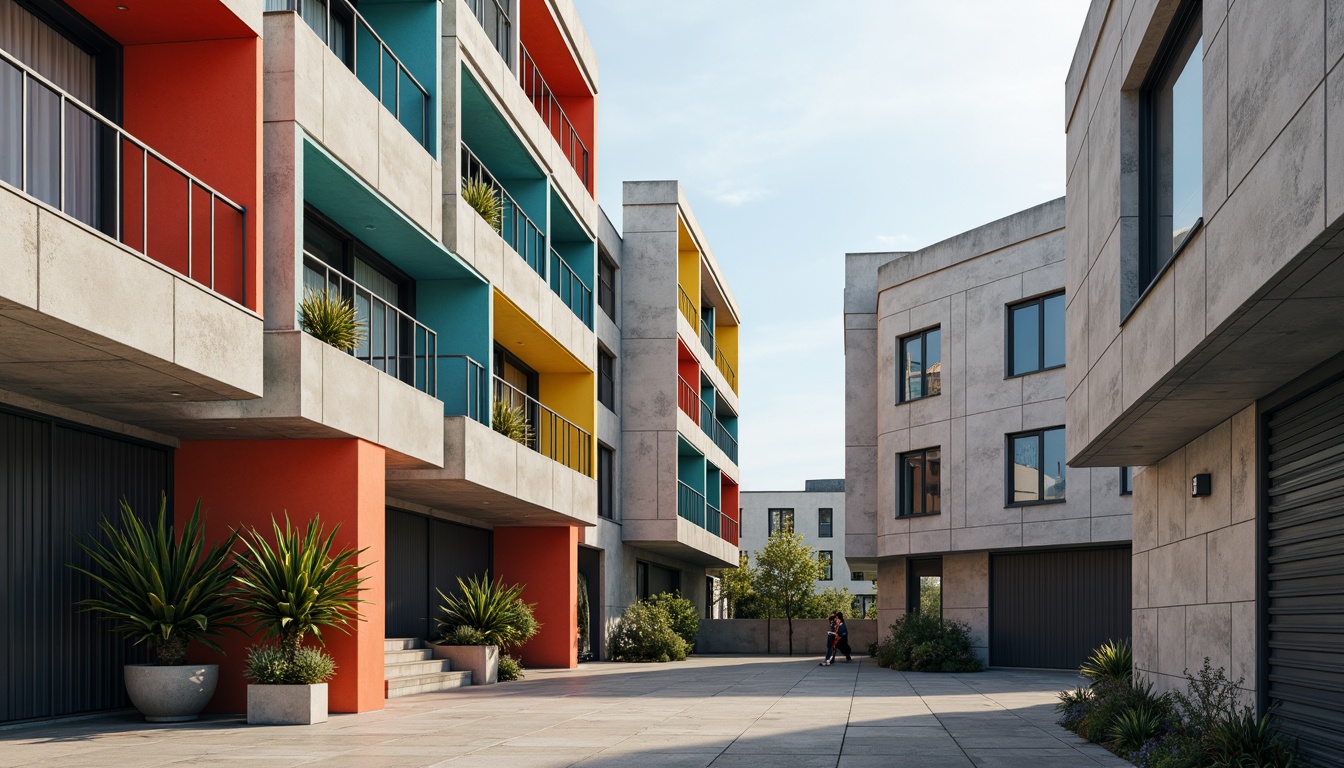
[753,531,824,655]
[719,552,756,618]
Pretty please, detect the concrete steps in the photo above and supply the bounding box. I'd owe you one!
[384,637,471,698]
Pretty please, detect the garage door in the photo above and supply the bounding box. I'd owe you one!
[384,509,491,640]
[1266,375,1344,762]
[0,407,171,724]
[990,547,1130,669]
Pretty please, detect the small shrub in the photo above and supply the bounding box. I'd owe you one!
[462,179,502,233]
[299,289,365,352]
[1081,639,1133,687]
[1204,707,1299,768]
[1056,686,1094,733]
[1110,703,1168,754]
[608,600,688,663]
[1138,733,1204,768]
[1170,657,1243,740]
[244,644,337,685]
[1081,679,1169,745]
[873,612,981,673]
[491,400,534,445]
[497,654,524,682]
[441,625,489,646]
[643,592,699,648]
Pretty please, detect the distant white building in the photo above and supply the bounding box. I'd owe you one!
[740,480,876,616]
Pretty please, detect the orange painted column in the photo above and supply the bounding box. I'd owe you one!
[493,527,578,668]
[174,439,386,714]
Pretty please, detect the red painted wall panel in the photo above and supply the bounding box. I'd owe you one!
[494,527,578,669]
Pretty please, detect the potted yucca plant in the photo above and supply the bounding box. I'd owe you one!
[462,178,502,234]
[431,573,539,685]
[232,515,369,725]
[298,288,365,352]
[71,495,244,722]
[491,400,534,445]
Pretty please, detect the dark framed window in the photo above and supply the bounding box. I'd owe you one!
[597,444,614,519]
[637,560,680,600]
[907,558,942,618]
[1007,293,1065,376]
[303,206,414,311]
[850,571,865,582]
[1008,427,1067,505]
[818,508,833,538]
[597,348,615,411]
[818,551,833,581]
[1120,466,1133,496]
[898,327,941,402]
[768,508,794,535]
[597,254,616,320]
[898,448,941,517]
[1140,0,1203,291]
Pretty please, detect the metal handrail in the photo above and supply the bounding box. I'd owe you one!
[721,513,739,546]
[437,354,488,424]
[492,374,592,476]
[461,143,545,276]
[267,0,430,149]
[707,502,721,536]
[464,0,512,66]
[677,481,706,528]
[549,248,593,328]
[303,253,437,395]
[0,48,247,306]
[699,316,714,354]
[518,45,590,189]
[715,346,738,392]
[677,285,697,327]
[677,376,700,424]
[709,414,739,464]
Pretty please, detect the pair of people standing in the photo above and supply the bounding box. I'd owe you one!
[820,613,851,666]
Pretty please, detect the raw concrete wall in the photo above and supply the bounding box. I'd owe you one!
[696,619,878,656]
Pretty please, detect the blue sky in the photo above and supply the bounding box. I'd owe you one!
[576,1,1090,491]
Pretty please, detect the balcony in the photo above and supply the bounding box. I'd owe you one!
[699,316,714,355]
[266,0,430,149]
[699,400,739,465]
[678,376,699,424]
[678,285,697,328]
[437,354,489,424]
[465,0,512,66]
[461,143,545,274]
[677,481,706,528]
[720,512,739,547]
[493,375,592,476]
[518,45,590,190]
[549,247,593,328]
[715,346,737,392]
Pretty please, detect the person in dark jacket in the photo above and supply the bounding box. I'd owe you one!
[834,613,852,662]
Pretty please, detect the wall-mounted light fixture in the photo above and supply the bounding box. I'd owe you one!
[1191,473,1211,498]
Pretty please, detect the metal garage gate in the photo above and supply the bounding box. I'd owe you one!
[0,407,171,724]
[989,547,1131,669]
[1265,375,1344,762]
[384,508,492,640]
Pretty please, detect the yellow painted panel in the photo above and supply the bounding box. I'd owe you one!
[492,289,589,373]
[716,323,739,393]
[539,371,596,476]
[677,216,700,317]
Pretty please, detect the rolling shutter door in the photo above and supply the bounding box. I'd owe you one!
[1265,377,1344,762]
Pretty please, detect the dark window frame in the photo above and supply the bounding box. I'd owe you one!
[850,571,865,582]
[907,557,942,618]
[1006,426,1067,507]
[597,252,616,320]
[897,447,942,518]
[818,508,833,538]
[1120,466,1133,496]
[597,443,614,519]
[597,347,615,412]
[1005,291,1066,378]
[818,550,833,581]
[897,326,942,403]
[767,507,794,536]
[13,0,124,120]
[303,205,416,312]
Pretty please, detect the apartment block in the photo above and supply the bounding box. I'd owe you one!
[845,200,1133,668]
[1064,0,1344,759]
[740,480,877,617]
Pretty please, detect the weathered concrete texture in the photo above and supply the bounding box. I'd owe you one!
[696,620,879,656]
[0,658,1129,768]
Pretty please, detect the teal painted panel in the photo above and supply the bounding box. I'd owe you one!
[417,277,490,419]
[360,1,439,155]
[460,69,543,182]
[705,464,722,508]
[677,452,706,495]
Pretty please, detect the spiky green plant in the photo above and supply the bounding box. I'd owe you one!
[1081,639,1133,687]
[299,288,365,352]
[1107,703,1166,754]
[434,573,539,650]
[492,399,534,445]
[1205,706,1300,768]
[462,179,502,233]
[232,515,370,667]
[71,495,245,666]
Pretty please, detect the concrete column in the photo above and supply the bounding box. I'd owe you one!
[494,526,579,668]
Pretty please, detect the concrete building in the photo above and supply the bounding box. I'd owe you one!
[740,480,877,617]
[1064,0,1344,759]
[845,199,1132,668]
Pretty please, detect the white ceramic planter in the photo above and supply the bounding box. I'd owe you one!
[247,683,328,725]
[431,643,498,685]
[124,664,218,722]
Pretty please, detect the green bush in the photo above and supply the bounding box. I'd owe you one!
[1080,678,1169,743]
[441,625,489,646]
[244,644,337,685]
[801,587,855,619]
[497,654,524,682]
[1169,657,1243,740]
[873,612,981,673]
[1204,707,1299,768]
[1109,702,1168,754]
[1055,686,1094,733]
[608,600,688,663]
[643,592,699,648]
[1081,639,1133,687]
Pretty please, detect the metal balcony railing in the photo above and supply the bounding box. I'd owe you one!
[677,376,700,424]
[461,143,545,276]
[464,0,512,66]
[438,354,488,424]
[706,502,721,537]
[708,414,739,465]
[518,45,590,189]
[267,0,430,149]
[678,285,697,328]
[492,374,592,476]
[715,346,738,392]
[0,49,248,306]
[721,512,739,547]
[699,316,714,355]
[302,254,437,395]
[549,248,593,328]
[677,481,706,528]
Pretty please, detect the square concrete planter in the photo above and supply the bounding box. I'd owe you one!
[247,683,327,725]
[431,643,498,685]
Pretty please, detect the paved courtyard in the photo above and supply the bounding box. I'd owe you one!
[0,656,1131,767]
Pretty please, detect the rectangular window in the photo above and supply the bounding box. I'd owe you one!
[897,448,941,517]
[898,327,941,402]
[598,254,616,320]
[597,445,614,519]
[1009,427,1067,505]
[1141,1,1203,290]
[1120,466,1133,496]
[851,571,865,582]
[907,558,942,618]
[768,508,794,535]
[819,551,833,581]
[1008,293,1065,376]
[818,508,833,538]
[597,348,615,411]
